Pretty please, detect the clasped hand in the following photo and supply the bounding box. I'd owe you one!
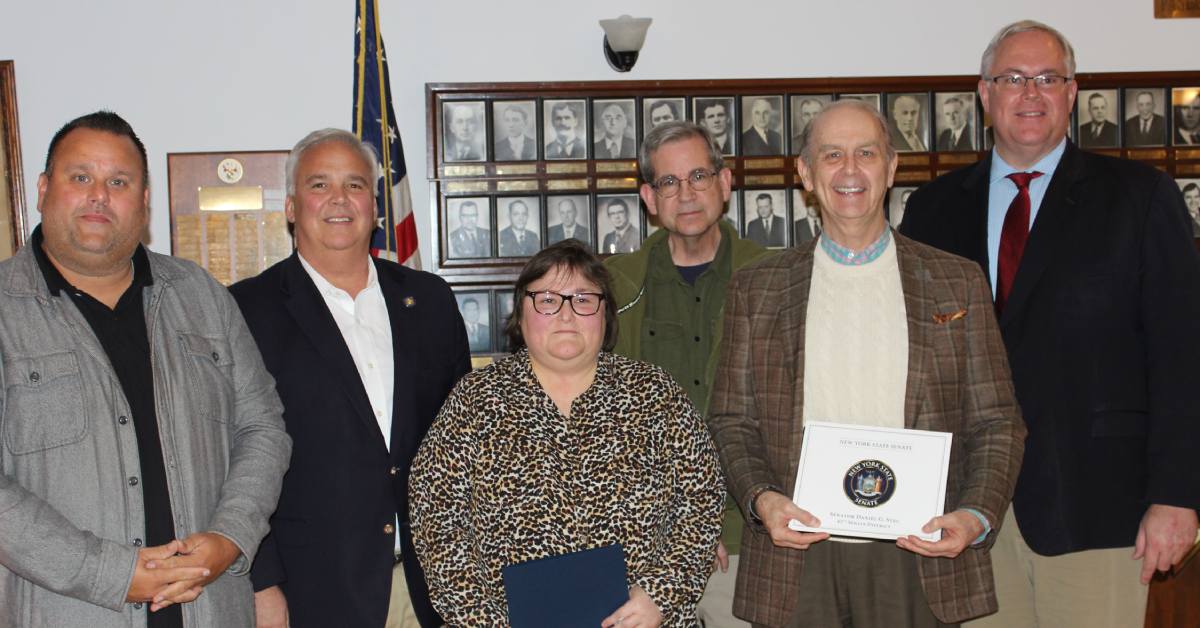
[125,532,241,612]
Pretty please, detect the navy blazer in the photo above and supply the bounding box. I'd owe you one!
[231,253,470,627]
[900,142,1200,555]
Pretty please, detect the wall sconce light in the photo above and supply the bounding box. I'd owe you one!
[599,15,652,72]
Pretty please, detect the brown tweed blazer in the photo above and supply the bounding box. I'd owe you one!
[708,233,1026,626]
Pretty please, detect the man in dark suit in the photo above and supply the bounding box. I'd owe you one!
[710,99,1025,627]
[1078,92,1119,148]
[901,21,1200,628]
[889,94,927,152]
[745,193,786,247]
[1124,91,1167,147]
[742,98,783,155]
[545,102,586,159]
[936,96,975,151]
[460,297,490,352]
[698,99,735,156]
[600,197,640,254]
[444,104,483,161]
[493,104,536,161]
[1176,93,1200,146]
[448,200,490,257]
[232,129,470,628]
[593,102,635,159]
[546,197,591,245]
[792,202,819,244]
[497,199,540,256]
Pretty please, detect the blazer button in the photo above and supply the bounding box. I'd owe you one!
[383,523,395,535]
[118,415,129,425]
[211,351,220,362]
[128,476,139,486]
[389,466,400,476]
[133,603,143,610]
[29,371,39,383]
[133,538,143,547]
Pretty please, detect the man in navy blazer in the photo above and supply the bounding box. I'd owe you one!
[231,129,470,628]
[901,21,1200,628]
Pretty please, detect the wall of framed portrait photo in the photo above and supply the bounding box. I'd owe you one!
[427,72,1200,359]
[0,60,28,261]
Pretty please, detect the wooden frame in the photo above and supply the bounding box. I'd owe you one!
[426,72,1200,290]
[1155,0,1200,18]
[0,60,27,260]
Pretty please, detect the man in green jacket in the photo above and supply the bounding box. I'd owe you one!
[606,121,771,627]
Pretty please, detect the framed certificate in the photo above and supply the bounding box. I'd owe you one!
[789,421,952,541]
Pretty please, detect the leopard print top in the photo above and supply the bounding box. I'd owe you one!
[409,349,724,627]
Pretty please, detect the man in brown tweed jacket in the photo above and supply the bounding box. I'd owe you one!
[708,100,1026,627]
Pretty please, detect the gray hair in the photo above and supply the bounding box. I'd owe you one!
[797,99,896,167]
[638,121,725,183]
[980,20,1076,79]
[285,128,381,196]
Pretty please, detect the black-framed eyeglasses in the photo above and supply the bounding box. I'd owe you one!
[650,169,718,198]
[987,73,1073,91]
[525,291,605,316]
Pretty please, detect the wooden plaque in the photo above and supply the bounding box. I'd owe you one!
[0,60,27,261]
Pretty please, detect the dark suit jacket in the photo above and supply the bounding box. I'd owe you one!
[937,126,975,152]
[593,135,635,159]
[498,226,540,257]
[741,127,783,155]
[1176,126,1200,146]
[232,254,471,628]
[1077,120,1119,148]
[900,142,1200,556]
[546,222,591,245]
[448,226,491,258]
[792,218,816,244]
[494,136,536,161]
[746,215,786,248]
[890,124,928,152]
[601,226,640,254]
[545,136,585,159]
[709,235,1025,625]
[444,136,483,161]
[1123,114,1166,146]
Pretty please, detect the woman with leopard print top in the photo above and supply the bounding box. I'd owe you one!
[410,240,725,627]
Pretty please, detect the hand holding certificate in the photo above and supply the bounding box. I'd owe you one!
[788,422,953,542]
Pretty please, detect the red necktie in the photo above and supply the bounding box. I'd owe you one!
[996,171,1043,313]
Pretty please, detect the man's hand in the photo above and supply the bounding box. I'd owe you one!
[254,585,290,628]
[755,490,829,550]
[601,586,662,628]
[712,539,729,574]
[145,532,241,610]
[1133,504,1199,584]
[896,510,984,559]
[126,540,210,605]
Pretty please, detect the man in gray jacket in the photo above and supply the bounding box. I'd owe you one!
[0,111,291,627]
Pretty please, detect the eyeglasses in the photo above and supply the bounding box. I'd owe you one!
[525,291,605,316]
[987,73,1073,91]
[650,169,718,198]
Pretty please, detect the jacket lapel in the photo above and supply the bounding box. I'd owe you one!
[959,154,993,276]
[280,254,384,450]
[896,235,933,429]
[1000,143,1086,328]
[784,244,815,460]
[376,260,415,463]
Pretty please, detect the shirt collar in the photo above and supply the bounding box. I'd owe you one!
[989,137,1067,184]
[31,224,153,297]
[297,251,378,299]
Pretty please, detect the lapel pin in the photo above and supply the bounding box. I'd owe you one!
[403,296,416,308]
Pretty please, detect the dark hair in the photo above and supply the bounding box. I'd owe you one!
[505,239,618,352]
[45,111,148,183]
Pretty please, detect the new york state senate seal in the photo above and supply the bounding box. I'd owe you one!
[843,459,896,508]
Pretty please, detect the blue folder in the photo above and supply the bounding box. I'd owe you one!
[502,543,628,627]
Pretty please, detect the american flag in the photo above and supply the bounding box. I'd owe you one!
[353,0,420,268]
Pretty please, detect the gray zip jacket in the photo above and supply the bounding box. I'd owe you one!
[0,243,291,627]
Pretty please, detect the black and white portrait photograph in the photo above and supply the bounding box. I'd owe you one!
[491,100,538,162]
[445,197,492,259]
[1172,88,1200,146]
[496,196,542,257]
[724,192,740,232]
[442,101,487,163]
[744,189,788,248]
[1178,179,1200,238]
[889,186,918,228]
[934,92,977,152]
[694,97,737,156]
[543,99,588,160]
[455,291,493,354]
[1076,89,1120,149]
[494,288,516,353]
[546,194,593,246]
[593,99,637,159]
[597,194,641,254]
[740,95,785,156]
[838,93,881,111]
[790,95,833,154]
[643,97,686,137]
[886,92,930,153]
[791,189,820,245]
[1123,88,1168,147]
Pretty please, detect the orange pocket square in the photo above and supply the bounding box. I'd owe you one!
[932,308,968,324]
